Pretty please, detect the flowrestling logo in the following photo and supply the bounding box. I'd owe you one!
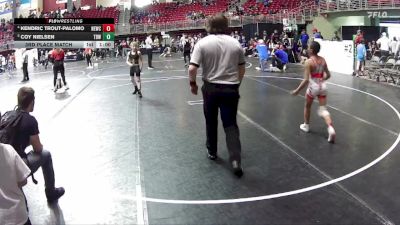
[367,11,388,18]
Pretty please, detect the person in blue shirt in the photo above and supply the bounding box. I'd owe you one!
[271,45,288,71]
[256,39,269,72]
[356,39,367,77]
[313,28,323,39]
[300,29,309,50]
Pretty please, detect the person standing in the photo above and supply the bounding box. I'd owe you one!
[354,30,363,46]
[130,38,139,49]
[255,39,269,72]
[21,49,29,82]
[395,37,400,58]
[145,34,154,69]
[84,48,93,68]
[291,41,336,143]
[0,143,31,225]
[270,29,280,45]
[126,44,144,97]
[183,35,192,67]
[390,37,398,55]
[300,29,309,51]
[377,32,390,59]
[331,31,341,41]
[52,48,69,91]
[356,39,367,77]
[189,14,246,177]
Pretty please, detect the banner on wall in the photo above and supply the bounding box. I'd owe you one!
[0,0,12,15]
[315,39,354,75]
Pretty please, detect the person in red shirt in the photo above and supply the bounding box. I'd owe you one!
[354,30,363,45]
[51,48,68,91]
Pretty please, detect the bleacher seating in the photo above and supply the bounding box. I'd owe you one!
[0,22,14,49]
[131,1,229,24]
[65,6,120,23]
[242,0,301,15]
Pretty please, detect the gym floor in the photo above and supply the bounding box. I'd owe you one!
[0,54,399,225]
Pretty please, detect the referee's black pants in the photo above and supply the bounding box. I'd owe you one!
[86,54,92,67]
[202,81,241,163]
[53,61,67,86]
[183,51,191,64]
[146,48,153,67]
[22,62,29,80]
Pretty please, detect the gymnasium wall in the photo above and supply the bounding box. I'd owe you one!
[307,12,375,40]
[96,0,119,7]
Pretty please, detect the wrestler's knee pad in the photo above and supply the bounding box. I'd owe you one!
[318,106,330,117]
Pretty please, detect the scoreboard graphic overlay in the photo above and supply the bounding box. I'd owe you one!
[14,18,115,49]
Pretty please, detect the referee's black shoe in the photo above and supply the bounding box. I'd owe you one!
[207,152,217,160]
[132,86,139,95]
[232,160,243,178]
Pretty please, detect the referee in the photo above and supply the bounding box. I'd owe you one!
[145,34,154,69]
[21,49,29,82]
[189,14,246,177]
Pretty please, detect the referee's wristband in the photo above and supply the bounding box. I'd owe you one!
[190,81,197,86]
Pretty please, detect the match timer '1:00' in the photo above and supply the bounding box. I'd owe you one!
[102,24,115,41]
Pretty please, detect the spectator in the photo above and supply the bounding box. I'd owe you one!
[395,37,400,58]
[256,39,269,72]
[12,87,65,203]
[354,30,363,45]
[270,29,280,45]
[377,32,390,59]
[0,143,31,225]
[312,28,323,39]
[300,29,309,50]
[332,31,341,41]
[356,39,366,77]
[390,37,397,55]
[262,30,268,43]
[271,45,288,71]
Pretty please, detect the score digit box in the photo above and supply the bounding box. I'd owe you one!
[102,32,115,41]
[96,41,114,48]
[102,24,115,32]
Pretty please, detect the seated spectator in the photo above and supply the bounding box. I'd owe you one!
[313,28,323,39]
[271,45,288,71]
[160,46,172,57]
[245,38,257,57]
[0,143,31,225]
[12,87,65,203]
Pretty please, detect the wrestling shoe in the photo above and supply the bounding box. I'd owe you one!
[327,126,336,143]
[300,123,310,133]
